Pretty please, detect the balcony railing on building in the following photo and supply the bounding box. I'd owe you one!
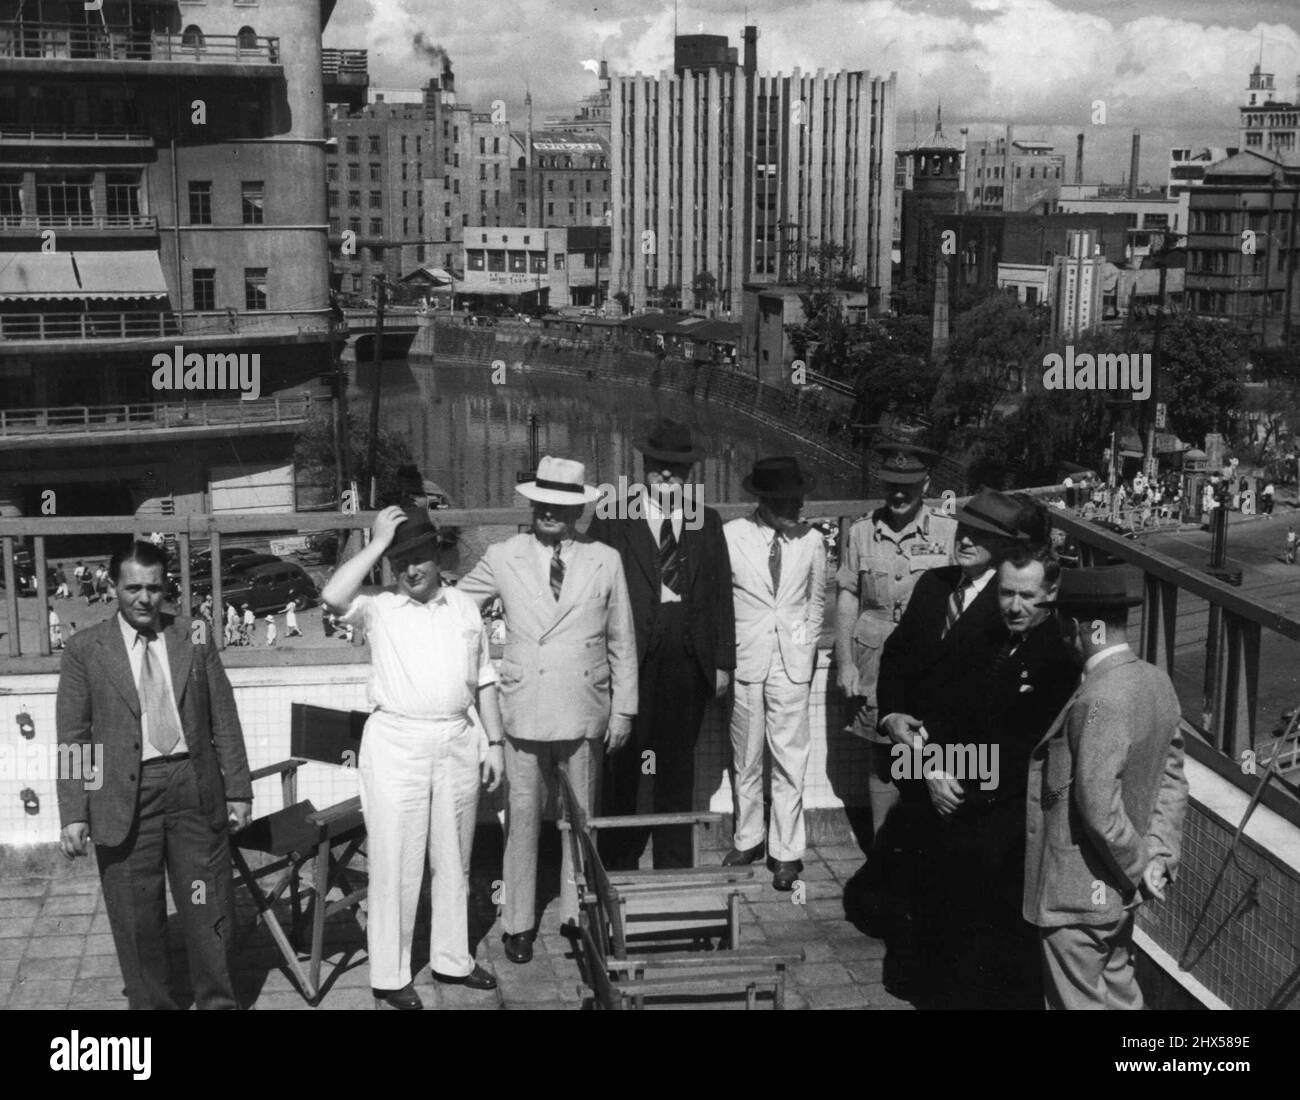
[0,213,157,232]
[0,123,151,143]
[0,309,339,343]
[0,23,280,65]
[320,48,367,78]
[0,396,312,438]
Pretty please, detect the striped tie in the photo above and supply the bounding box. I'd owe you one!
[941,577,970,639]
[137,632,182,755]
[658,518,681,595]
[768,532,782,595]
[549,542,564,601]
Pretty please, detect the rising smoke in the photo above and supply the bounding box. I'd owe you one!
[412,31,453,77]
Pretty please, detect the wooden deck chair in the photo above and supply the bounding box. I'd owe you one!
[575,910,793,1010]
[230,703,370,1004]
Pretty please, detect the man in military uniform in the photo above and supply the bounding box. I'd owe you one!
[834,443,956,844]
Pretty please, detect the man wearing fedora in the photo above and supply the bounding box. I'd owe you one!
[875,487,1032,996]
[457,457,637,964]
[1025,566,1187,1010]
[723,457,827,889]
[323,505,506,1008]
[835,442,955,853]
[587,419,735,871]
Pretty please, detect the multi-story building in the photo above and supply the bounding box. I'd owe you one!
[896,109,966,301]
[1185,149,1300,347]
[0,0,346,518]
[1240,64,1299,156]
[1051,229,1107,339]
[326,91,436,291]
[538,66,612,140]
[1169,146,1238,198]
[457,224,610,310]
[610,26,895,320]
[964,127,1065,213]
[510,129,611,228]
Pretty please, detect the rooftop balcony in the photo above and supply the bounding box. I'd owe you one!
[321,47,367,107]
[0,213,158,234]
[0,123,153,146]
[0,22,281,78]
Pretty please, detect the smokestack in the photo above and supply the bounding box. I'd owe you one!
[599,58,608,81]
[1075,133,1084,185]
[743,25,758,76]
[443,61,455,95]
[1129,129,1140,198]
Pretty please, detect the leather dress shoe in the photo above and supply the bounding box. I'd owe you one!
[722,843,765,867]
[502,931,535,964]
[432,963,498,991]
[772,860,803,892]
[372,982,423,1010]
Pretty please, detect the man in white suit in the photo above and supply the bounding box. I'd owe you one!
[457,456,638,964]
[723,457,827,890]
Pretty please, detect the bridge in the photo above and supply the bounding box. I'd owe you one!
[1,498,1297,1010]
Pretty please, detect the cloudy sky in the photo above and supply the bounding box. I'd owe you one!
[323,0,1300,185]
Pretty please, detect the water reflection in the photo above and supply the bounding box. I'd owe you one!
[373,361,863,508]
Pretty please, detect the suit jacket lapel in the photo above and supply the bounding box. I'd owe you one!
[628,510,659,591]
[545,540,598,636]
[164,619,193,711]
[100,619,141,719]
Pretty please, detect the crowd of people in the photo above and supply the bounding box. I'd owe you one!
[51,419,1190,1012]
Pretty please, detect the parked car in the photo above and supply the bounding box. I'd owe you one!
[221,561,319,616]
[188,554,281,599]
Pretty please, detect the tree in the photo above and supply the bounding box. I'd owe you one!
[691,270,717,313]
[657,282,681,310]
[294,407,417,508]
[1159,315,1247,446]
[612,290,631,316]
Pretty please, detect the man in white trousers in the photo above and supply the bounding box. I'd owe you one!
[323,505,505,1010]
[723,457,826,891]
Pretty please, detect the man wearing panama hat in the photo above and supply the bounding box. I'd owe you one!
[323,505,507,1008]
[587,419,735,871]
[458,457,638,964]
[1024,566,1187,1010]
[723,457,826,890]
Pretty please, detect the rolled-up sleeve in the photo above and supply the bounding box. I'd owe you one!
[338,592,373,628]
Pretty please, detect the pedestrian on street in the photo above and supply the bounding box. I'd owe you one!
[1286,525,1297,566]
[285,599,302,637]
[240,604,255,646]
[264,614,277,647]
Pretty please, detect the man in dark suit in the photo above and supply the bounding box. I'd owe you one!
[920,540,1080,1007]
[56,541,253,1010]
[875,488,1032,997]
[587,419,735,869]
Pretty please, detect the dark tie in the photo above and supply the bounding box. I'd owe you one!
[658,517,681,595]
[941,577,970,639]
[769,533,782,595]
[990,635,1020,678]
[549,542,564,601]
[137,632,182,755]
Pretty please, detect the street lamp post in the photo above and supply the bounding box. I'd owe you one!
[1142,231,1184,479]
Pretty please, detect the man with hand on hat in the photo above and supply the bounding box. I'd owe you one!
[587,418,735,871]
[322,505,505,1009]
[723,457,826,890]
[1024,566,1187,1010]
[874,487,1032,997]
[457,457,637,964]
[834,442,955,853]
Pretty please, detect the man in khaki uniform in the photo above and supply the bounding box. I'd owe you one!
[834,444,956,843]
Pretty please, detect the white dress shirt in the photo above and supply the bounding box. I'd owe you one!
[117,614,187,761]
[956,565,996,613]
[1083,642,1130,680]
[342,585,497,721]
[642,489,683,603]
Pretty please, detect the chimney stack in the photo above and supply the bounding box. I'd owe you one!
[743,25,758,76]
[1075,133,1084,185]
[1128,129,1140,198]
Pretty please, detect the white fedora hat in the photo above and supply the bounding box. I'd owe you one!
[516,455,602,505]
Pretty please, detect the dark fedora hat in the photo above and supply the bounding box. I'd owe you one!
[874,442,941,485]
[634,418,705,464]
[742,456,816,498]
[954,488,1031,540]
[385,505,441,560]
[1036,566,1142,612]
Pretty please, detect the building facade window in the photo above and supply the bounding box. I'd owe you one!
[348,163,361,182]
[241,181,265,225]
[372,163,383,182]
[368,135,381,155]
[106,172,142,220]
[188,180,212,225]
[369,191,382,209]
[327,164,338,182]
[244,268,268,311]
[348,191,361,209]
[192,268,216,311]
[346,136,359,156]
[370,217,382,235]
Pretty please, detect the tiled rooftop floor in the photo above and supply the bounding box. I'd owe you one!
[0,833,914,1011]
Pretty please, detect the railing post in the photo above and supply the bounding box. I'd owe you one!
[1219,612,1261,763]
[2,537,19,658]
[211,527,224,651]
[178,528,192,622]
[34,534,51,657]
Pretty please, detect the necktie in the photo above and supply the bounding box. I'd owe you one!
[549,542,565,601]
[138,632,182,755]
[769,532,782,595]
[941,577,970,639]
[658,517,681,595]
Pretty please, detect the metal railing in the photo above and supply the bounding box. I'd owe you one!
[0,213,157,231]
[0,311,178,341]
[0,124,151,142]
[320,48,367,77]
[0,23,281,65]
[0,396,312,438]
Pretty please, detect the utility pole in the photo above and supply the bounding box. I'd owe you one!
[366,273,387,508]
[1142,231,1182,479]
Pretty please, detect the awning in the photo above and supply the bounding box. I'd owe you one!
[0,253,80,300]
[73,252,169,300]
